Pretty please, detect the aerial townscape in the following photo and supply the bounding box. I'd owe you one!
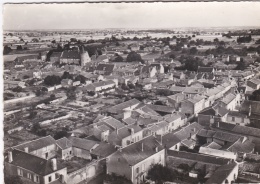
[2,2,260,184]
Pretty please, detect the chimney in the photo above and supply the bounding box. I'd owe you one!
[116,127,118,135]
[249,105,252,117]
[130,128,134,135]
[155,146,158,152]
[24,147,28,153]
[217,122,219,128]
[8,151,13,163]
[141,142,144,152]
[215,108,219,116]
[51,158,57,171]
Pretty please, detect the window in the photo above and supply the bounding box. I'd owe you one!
[136,167,139,174]
[27,173,32,179]
[35,175,40,183]
[232,117,235,121]
[17,168,23,176]
[48,176,52,182]
[70,151,72,155]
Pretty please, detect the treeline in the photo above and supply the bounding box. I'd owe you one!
[237,35,252,43]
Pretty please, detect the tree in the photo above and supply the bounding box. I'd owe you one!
[104,173,132,184]
[61,71,73,80]
[4,176,23,184]
[17,45,23,50]
[12,86,23,93]
[51,40,56,43]
[3,45,12,55]
[32,38,39,42]
[54,130,69,140]
[75,75,86,84]
[169,54,175,59]
[126,51,143,63]
[114,55,124,62]
[66,86,77,100]
[44,75,61,86]
[189,47,198,55]
[147,164,175,184]
[70,38,77,42]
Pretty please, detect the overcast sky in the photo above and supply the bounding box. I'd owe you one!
[3,2,260,30]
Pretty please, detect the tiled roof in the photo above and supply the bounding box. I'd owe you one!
[69,137,99,151]
[162,133,181,149]
[96,64,115,74]
[108,124,142,145]
[108,99,141,114]
[60,50,80,59]
[213,131,242,143]
[227,140,254,153]
[198,67,214,73]
[9,149,66,175]
[98,116,125,130]
[202,142,222,150]
[111,136,164,166]
[220,93,236,105]
[56,137,72,150]
[146,104,175,113]
[205,163,238,184]
[13,136,56,152]
[91,142,117,158]
[197,129,216,138]
[167,150,230,165]
[240,100,260,116]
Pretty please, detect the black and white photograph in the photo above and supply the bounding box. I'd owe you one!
[2,1,260,184]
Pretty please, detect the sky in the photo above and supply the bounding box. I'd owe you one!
[3,2,260,30]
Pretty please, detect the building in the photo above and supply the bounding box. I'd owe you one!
[106,135,165,184]
[181,95,205,116]
[60,50,81,65]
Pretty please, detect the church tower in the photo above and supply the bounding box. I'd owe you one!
[80,46,91,67]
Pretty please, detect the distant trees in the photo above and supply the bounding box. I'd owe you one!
[126,51,144,63]
[44,75,61,86]
[31,38,39,42]
[54,130,70,140]
[17,45,23,50]
[176,56,204,71]
[3,45,12,55]
[189,47,198,55]
[70,38,77,42]
[12,86,23,93]
[147,164,176,184]
[237,35,252,43]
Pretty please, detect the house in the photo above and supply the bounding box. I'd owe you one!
[198,104,229,127]
[5,149,68,184]
[164,112,187,131]
[180,95,205,116]
[240,100,260,124]
[108,99,141,115]
[4,81,26,89]
[108,124,143,148]
[60,50,81,65]
[218,93,240,111]
[167,93,187,109]
[86,80,116,93]
[198,66,215,73]
[95,64,115,75]
[226,111,250,125]
[106,135,165,184]
[150,63,165,74]
[50,52,62,62]
[61,79,73,88]
[205,163,239,184]
[12,136,57,160]
[56,137,73,160]
[247,78,260,90]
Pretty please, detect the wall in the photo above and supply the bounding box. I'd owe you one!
[30,144,57,159]
[122,131,143,148]
[43,167,67,184]
[107,152,132,180]
[73,147,92,160]
[67,159,105,184]
[198,114,211,127]
[132,149,165,184]
[226,115,250,125]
